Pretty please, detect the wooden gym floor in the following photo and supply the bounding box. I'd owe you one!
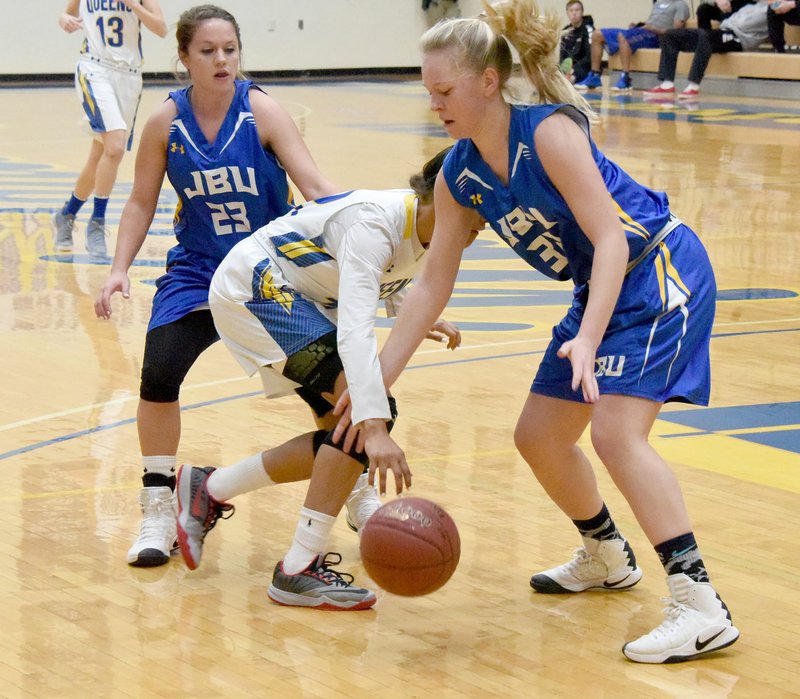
[0,78,798,698]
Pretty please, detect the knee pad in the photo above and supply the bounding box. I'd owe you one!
[140,362,182,403]
[139,312,218,403]
[317,395,399,468]
[321,428,371,468]
[311,429,328,456]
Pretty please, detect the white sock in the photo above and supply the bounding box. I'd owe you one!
[661,81,675,89]
[142,455,176,478]
[282,507,336,574]
[686,82,699,91]
[206,453,273,502]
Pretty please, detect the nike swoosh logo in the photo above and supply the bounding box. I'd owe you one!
[695,629,725,651]
[603,574,631,588]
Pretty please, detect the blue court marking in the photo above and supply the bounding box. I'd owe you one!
[659,402,800,454]
[661,402,800,431]
[0,349,544,462]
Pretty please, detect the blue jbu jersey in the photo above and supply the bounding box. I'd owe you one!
[166,80,293,269]
[442,104,672,285]
[148,80,293,332]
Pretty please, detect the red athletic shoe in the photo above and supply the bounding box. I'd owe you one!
[678,87,700,101]
[643,85,676,97]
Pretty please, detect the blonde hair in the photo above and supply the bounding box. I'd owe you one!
[421,0,597,123]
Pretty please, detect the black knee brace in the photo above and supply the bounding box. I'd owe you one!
[316,396,399,468]
[139,311,219,402]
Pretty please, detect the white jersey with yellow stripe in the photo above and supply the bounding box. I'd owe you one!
[251,189,426,424]
[80,0,143,71]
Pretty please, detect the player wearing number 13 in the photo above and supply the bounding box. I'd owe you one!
[95,6,337,568]
[54,0,167,259]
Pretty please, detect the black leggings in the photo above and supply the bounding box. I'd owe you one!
[139,310,219,403]
[658,28,742,85]
[768,6,800,52]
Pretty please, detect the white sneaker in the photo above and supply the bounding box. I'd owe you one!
[345,473,381,535]
[127,486,178,567]
[623,573,740,663]
[530,537,643,593]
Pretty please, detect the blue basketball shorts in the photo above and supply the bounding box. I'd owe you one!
[532,224,716,405]
[600,27,660,56]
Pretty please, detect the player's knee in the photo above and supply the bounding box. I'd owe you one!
[321,429,370,468]
[139,363,181,403]
[311,429,328,456]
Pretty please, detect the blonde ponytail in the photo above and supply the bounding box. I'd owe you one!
[482,0,598,122]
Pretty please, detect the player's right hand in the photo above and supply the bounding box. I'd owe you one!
[95,271,131,319]
[60,14,83,32]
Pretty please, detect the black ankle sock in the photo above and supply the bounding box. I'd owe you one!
[143,473,176,490]
[572,504,621,542]
[655,532,709,583]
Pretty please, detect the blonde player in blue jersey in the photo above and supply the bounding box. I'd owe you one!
[93,6,383,571]
[353,0,739,663]
[173,149,481,609]
[54,0,167,258]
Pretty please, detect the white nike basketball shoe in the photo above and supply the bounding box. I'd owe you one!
[623,573,740,663]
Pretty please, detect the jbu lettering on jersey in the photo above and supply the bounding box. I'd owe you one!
[496,206,569,276]
[595,355,625,378]
[183,166,259,199]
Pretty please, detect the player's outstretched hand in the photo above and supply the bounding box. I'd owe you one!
[425,318,461,350]
[95,271,131,320]
[361,420,412,496]
[557,334,600,403]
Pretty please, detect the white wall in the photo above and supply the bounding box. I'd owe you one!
[5,1,678,76]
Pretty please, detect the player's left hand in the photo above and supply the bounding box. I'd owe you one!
[557,334,600,403]
[361,421,412,495]
[425,318,461,350]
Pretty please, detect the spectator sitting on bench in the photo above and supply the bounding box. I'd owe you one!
[768,0,800,52]
[576,0,690,92]
[644,0,769,101]
[560,1,594,83]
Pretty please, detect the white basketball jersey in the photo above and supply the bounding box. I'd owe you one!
[80,0,143,70]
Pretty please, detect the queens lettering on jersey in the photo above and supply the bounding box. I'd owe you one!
[79,0,143,70]
[166,80,293,268]
[443,104,672,285]
[251,189,425,425]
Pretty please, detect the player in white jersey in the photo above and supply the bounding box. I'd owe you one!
[53,0,166,258]
[175,149,484,609]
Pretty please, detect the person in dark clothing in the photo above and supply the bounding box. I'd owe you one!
[560,1,594,83]
[644,1,768,100]
[767,0,800,52]
[696,0,755,30]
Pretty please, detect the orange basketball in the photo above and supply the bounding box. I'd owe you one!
[359,497,460,596]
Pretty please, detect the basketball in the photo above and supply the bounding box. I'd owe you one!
[359,497,460,596]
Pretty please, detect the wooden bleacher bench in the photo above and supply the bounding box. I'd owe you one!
[608,26,800,82]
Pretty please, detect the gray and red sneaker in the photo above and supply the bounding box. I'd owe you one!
[176,464,234,570]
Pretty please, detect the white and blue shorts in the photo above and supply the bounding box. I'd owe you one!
[209,236,337,399]
[75,56,142,149]
[532,224,716,406]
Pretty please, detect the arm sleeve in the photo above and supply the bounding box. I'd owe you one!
[336,205,397,425]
